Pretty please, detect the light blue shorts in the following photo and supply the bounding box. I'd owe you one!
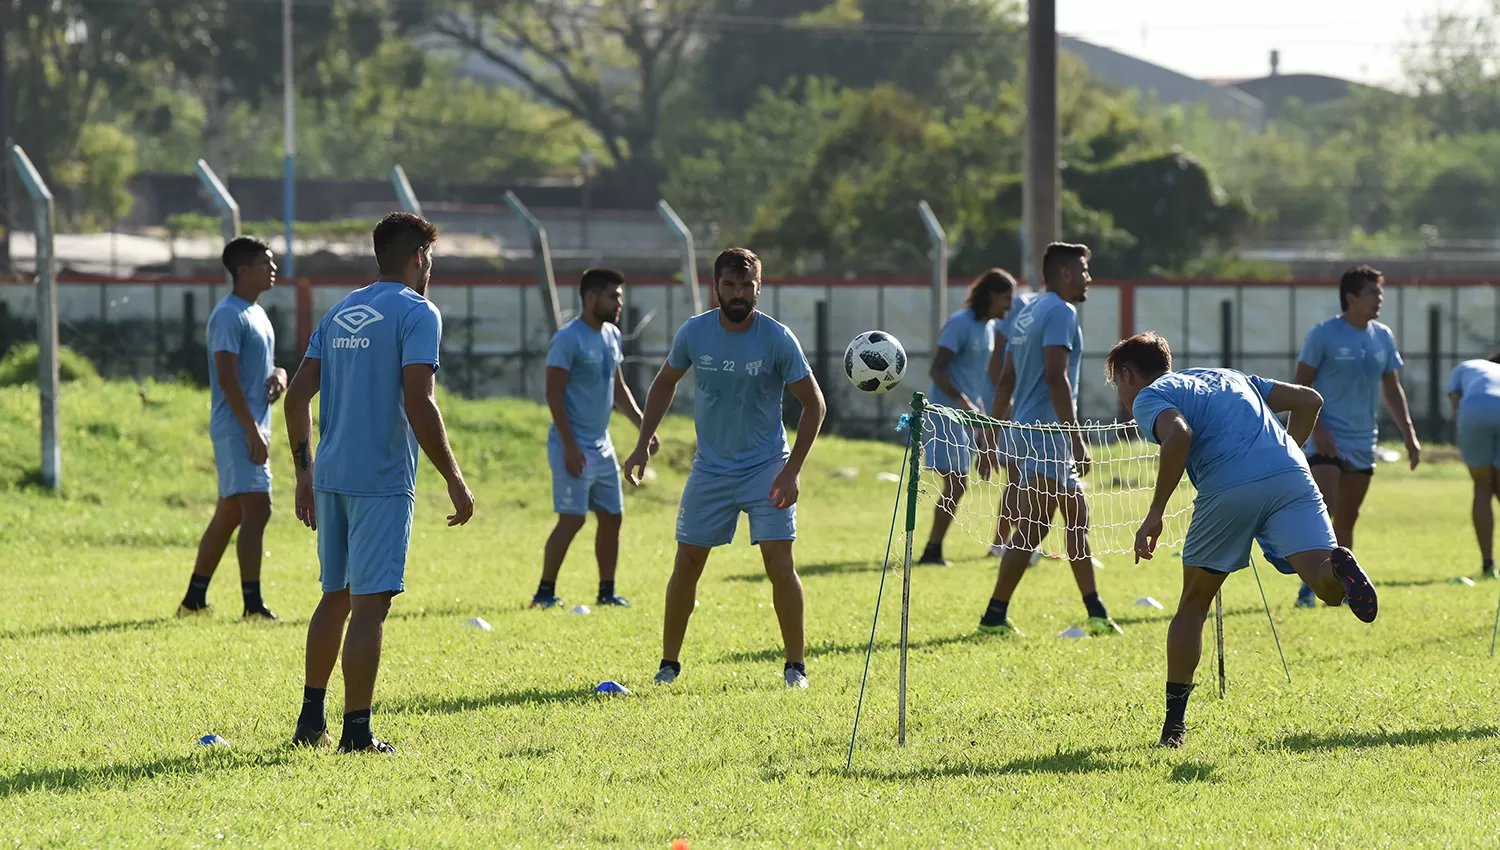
[1458,409,1500,469]
[924,415,973,473]
[1302,435,1376,472]
[1013,428,1081,492]
[548,437,624,516]
[676,461,795,548]
[212,435,272,500]
[315,490,415,596]
[1184,468,1337,575]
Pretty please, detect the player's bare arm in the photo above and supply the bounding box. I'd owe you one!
[1294,361,1336,457]
[1136,409,1191,563]
[1043,344,1089,476]
[284,356,320,530]
[1451,389,1463,414]
[989,348,1015,421]
[1381,369,1422,468]
[1264,380,1324,446]
[214,349,270,465]
[403,363,474,526]
[929,348,977,413]
[771,375,827,509]
[614,366,658,455]
[545,365,586,478]
[624,361,686,485]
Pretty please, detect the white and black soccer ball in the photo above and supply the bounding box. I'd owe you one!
[844,331,908,394]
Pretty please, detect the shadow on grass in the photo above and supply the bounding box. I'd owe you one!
[383,686,596,716]
[0,749,292,799]
[1170,761,1218,783]
[853,747,1119,780]
[721,559,886,583]
[0,617,170,641]
[1111,606,1264,627]
[719,632,987,664]
[1265,725,1497,753]
[1376,578,1457,589]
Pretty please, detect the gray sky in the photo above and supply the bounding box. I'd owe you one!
[1058,0,1490,85]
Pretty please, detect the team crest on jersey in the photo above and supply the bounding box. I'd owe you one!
[333,304,384,334]
[746,359,764,376]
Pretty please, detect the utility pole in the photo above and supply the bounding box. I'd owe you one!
[0,0,13,276]
[1024,0,1059,288]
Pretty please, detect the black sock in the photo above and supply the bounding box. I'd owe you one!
[340,708,373,748]
[980,598,1009,627]
[298,686,327,730]
[184,574,211,609]
[598,580,615,600]
[785,661,806,675]
[1486,559,1496,571]
[1165,681,1195,729]
[242,581,263,612]
[536,580,556,599]
[1082,592,1108,620]
[659,659,682,674]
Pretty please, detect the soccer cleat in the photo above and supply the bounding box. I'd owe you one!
[917,547,950,567]
[653,664,679,685]
[1157,723,1187,749]
[1295,583,1317,608]
[1085,616,1123,636]
[338,737,396,755]
[988,544,1006,557]
[977,619,1023,637]
[1484,565,1498,581]
[176,603,213,619]
[1330,547,1378,623]
[530,594,565,610]
[783,667,809,689]
[243,606,279,622]
[596,594,633,608]
[292,725,334,748]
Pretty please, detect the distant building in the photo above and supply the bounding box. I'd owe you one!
[1060,35,1266,128]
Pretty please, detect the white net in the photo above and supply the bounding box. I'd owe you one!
[910,403,1196,559]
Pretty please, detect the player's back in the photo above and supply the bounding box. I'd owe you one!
[1452,359,1500,416]
[312,281,442,496]
[1007,291,1082,425]
[1133,368,1306,495]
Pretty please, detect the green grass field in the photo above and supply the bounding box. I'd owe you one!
[2,379,1497,848]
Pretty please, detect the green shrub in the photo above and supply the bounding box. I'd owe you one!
[0,344,101,387]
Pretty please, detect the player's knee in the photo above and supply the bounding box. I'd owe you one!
[237,495,272,527]
[350,593,393,622]
[555,513,588,534]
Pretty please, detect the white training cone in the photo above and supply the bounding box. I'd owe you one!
[875,472,901,483]
[462,617,492,631]
[1057,626,1089,639]
[1135,597,1164,609]
[1450,576,1476,587]
[832,467,859,479]
[569,605,592,615]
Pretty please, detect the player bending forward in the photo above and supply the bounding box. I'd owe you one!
[623,248,826,689]
[1449,356,1500,579]
[1108,332,1377,749]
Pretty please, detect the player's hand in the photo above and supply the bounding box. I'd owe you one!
[1405,434,1422,470]
[1072,434,1092,478]
[1313,426,1337,458]
[446,478,475,526]
[563,442,586,478]
[1134,511,1164,564]
[647,434,661,456]
[245,428,270,465]
[265,368,288,403]
[623,447,650,487]
[769,465,801,509]
[294,471,316,530]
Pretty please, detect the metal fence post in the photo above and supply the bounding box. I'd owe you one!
[10,144,58,490]
[1428,304,1442,442]
[503,190,562,333]
[391,164,422,217]
[656,199,705,315]
[194,159,240,290]
[917,201,948,356]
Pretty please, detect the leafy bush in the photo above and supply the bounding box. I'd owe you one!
[0,344,101,387]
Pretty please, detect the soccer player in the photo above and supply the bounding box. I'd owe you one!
[978,242,1119,637]
[1449,355,1500,579]
[1292,265,1420,607]
[178,237,286,620]
[915,269,1016,566]
[532,268,657,609]
[283,212,475,753]
[622,248,826,689]
[1107,332,1378,748]
[989,281,1043,560]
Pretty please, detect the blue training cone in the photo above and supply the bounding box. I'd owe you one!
[596,681,630,696]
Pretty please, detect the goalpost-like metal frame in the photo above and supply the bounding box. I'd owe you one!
[656,199,705,315]
[391,164,422,217]
[11,144,60,491]
[194,159,241,290]
[503,190,562,333]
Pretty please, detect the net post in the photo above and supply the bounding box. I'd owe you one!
[1215,589,1226,699]
[899,391,925,747]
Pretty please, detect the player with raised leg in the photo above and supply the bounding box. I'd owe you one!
[1449,355,1500,579]
[623,248,826,689]
[531,268,657,610]
[1292,265,1420,606]
[284,213,475,753]
[1108,332,1378,749]
[977,243,1120,637]
[915,269,1015,566]
[179,237,286,620]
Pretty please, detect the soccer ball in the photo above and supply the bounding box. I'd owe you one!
[844,331,908,394]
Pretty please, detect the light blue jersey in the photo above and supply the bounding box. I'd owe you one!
[546,317,623,447]
[992,290,1038,344]
[666,310,811,475]
[1451,360,1500,418]
[1132,368,1308,496]
[928,308,995,411]
[1007,291,1082,425]
[1298,316,1401,466]
[306,281,442,497]
[207,294,276,441]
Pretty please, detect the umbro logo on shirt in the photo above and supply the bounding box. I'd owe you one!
[698,354,718,371]
[333,305,385,335]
